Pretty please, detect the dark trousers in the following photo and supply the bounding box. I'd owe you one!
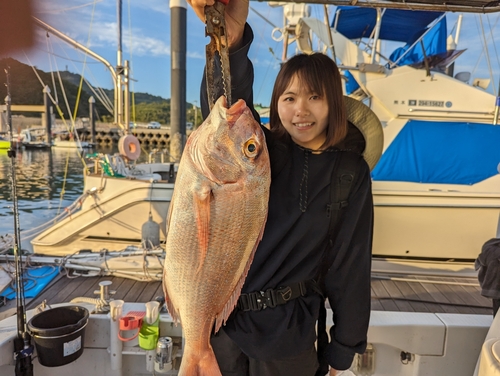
[493,299,500,316]
[211,329,320,376]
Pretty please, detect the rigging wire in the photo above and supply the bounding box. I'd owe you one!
[478,14,496,96]
[72,0,99,122]
[249,6,281,104]
[55,38,114,113]
[471,13,500,88]
[50,36,114,115]
[38,0,104,14]
[45,36,88,153]
[53,55,79,133]
[45,33,59,105]
[30,45,103,64]
[22,52,89,171]
[486,14,500,86]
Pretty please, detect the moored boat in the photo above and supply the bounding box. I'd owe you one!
[274,5,500,263]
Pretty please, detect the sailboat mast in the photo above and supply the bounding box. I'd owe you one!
[116,0,123,128]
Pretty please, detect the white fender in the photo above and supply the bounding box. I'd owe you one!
[118,135,141,161]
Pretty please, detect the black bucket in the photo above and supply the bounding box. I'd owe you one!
[27,305,89,367]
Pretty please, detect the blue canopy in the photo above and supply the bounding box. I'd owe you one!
[371,120,500,185]
[332,7,444,42]
[332,7,447,67]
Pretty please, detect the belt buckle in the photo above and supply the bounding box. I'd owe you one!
[258,289,277,310]
[279,286,293,302]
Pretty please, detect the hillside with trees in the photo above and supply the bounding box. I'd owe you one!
[0,58,201,126]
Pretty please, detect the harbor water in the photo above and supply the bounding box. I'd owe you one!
[0,145,154,252]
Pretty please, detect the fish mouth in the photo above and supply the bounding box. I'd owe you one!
[224,98,247,123]
[227,99,246,114]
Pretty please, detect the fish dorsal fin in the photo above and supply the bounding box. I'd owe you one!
[214,214,268,332]
[194,184,212,273]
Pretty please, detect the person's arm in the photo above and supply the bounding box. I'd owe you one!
[186,0,257,120]
[324,160,373,370]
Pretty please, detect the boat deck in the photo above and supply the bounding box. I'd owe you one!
[0,271,493,320]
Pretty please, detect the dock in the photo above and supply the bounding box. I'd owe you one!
[0,269,493,321]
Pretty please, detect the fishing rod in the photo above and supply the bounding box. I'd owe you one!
[5,68,34,376]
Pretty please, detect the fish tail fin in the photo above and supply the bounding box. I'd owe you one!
[178,346,221,376]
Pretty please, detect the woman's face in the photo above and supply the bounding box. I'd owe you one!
[277,74,329,150]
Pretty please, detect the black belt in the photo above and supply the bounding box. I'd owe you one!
[237,281,308,311]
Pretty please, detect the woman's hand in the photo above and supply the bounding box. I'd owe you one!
[329,368,337,376]
[186,0,249,48]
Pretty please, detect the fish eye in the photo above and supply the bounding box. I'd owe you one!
[244,140,259,158]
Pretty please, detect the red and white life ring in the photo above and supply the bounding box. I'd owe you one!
[118,135,141,161]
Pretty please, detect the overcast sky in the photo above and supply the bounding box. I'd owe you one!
[7,0,500,111]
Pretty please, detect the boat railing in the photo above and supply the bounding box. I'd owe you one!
[148,148,174,164]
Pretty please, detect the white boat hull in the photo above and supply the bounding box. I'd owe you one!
[0,302,496,376]
[31,163,175,256]
[373,180,500,260]
[31,165,500,262]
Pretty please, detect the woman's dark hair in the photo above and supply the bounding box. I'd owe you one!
[269,53,348,149]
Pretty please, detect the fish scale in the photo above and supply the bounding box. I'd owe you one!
[163,96,270,376]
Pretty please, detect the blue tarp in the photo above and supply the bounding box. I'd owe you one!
[344,71,360,94]
[389,17,447,66]
[332,7,444,42]
[1,266,59,300]
[371,120,500,185]
[332,7,447,67]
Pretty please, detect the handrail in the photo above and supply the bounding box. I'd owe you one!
[250,0,500,14]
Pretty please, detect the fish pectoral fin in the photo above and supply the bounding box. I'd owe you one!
[215,216,267,333]
[162,281,180,324]
[194,185,212,272]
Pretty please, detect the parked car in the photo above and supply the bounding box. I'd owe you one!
[147,121,161,129]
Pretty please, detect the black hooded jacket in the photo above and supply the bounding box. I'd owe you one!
[200,24,373,371]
